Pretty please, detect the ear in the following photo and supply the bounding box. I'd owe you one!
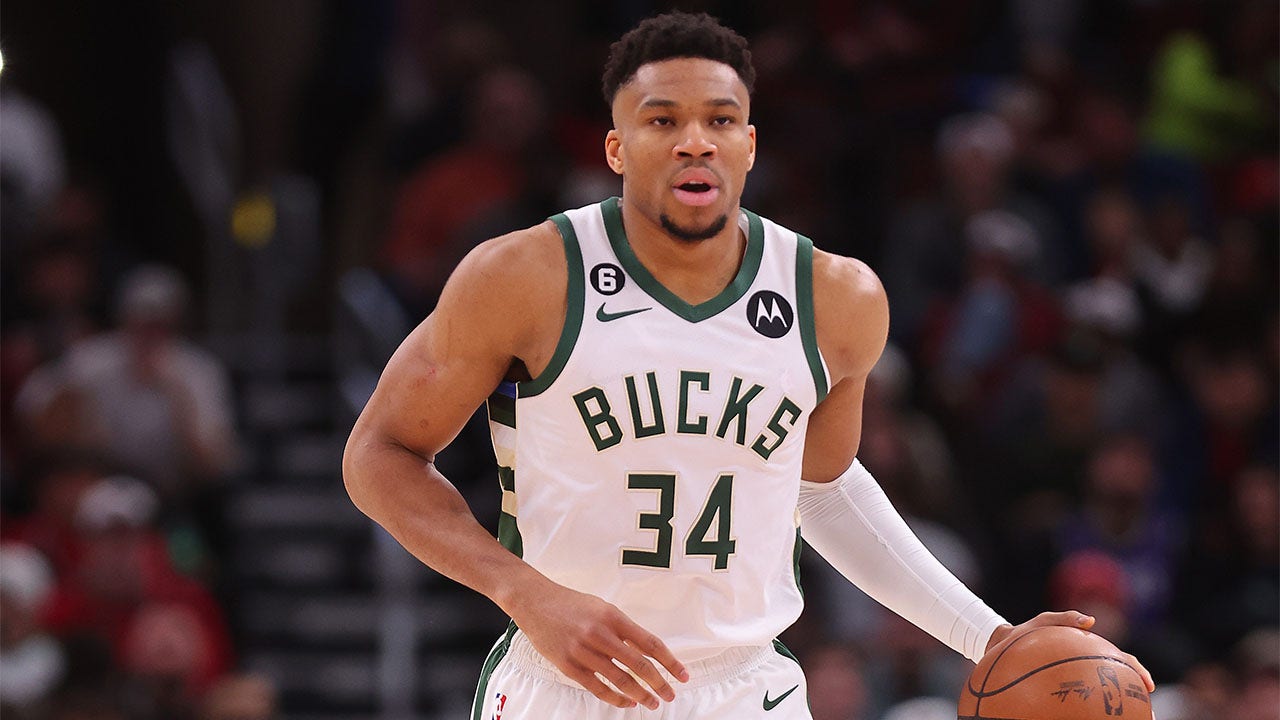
[605,129,624,175]
[747,124,757,171]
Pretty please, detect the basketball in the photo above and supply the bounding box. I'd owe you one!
[957,626,1152,720]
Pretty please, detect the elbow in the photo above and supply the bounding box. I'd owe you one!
[342,428,376,515]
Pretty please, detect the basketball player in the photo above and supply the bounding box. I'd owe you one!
[344,12,1154,718]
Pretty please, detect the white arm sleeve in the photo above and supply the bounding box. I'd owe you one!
[796,459,1008,662]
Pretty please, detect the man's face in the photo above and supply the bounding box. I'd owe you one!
[606,57,755,242]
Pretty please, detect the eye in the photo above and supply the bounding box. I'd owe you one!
[712,116,734,126]
[650,116,674,127]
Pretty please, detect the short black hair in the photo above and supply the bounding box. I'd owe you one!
[601,11,755,105]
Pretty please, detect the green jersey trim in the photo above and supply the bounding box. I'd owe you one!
[795,234,828,403]
[519,213,585,398]
[792,528,804,597]
[487,385,516,429]
[772,637,801,666]
[601,197,764,323]
[471,622,517,720]
[771,638,811,712]
[496,466,523,557]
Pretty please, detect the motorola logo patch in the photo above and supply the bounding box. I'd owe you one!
[746,291,793,338]
[590,263,625,295]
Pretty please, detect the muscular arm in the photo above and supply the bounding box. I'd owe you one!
[797,251,1008,661]
[802,250,889,480]
[343,223,685,709]
[796,251,1154,687]
[344,228,553,607]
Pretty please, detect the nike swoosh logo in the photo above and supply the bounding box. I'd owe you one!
[596,303,652,322]
[763,685,799,711]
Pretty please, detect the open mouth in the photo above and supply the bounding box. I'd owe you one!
[678,182,712,193]
[672,177,720,206]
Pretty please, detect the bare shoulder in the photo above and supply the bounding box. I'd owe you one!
[450,220,565,299]
[435,219,568,373]
[351,220,568,454]
[810,248,890,384]
[441,221,564,318]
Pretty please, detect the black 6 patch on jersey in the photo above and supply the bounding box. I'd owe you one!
[590,263,625,295]
[746,291,793,338]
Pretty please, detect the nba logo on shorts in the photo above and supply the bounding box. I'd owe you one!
[492,692,507,720]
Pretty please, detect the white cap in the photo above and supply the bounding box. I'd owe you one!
[0,543,55,611]
[1065,277,1142,337]
[966,210,1040,268]
[117,264,188,325]
[937,113,1014,164]
[74,476,158,531]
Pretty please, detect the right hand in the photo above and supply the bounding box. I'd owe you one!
[508,582,689,710]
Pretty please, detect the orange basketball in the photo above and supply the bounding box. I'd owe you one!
[957,626,1152,720]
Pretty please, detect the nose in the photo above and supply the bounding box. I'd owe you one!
[673,123,716,160]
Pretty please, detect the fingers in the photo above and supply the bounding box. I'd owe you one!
[595,653,661,711]
[617,620,689,684]
[526,596,689,710]
[618,640,675,702]
[1127,653,1156,693]
[1041,612,1153,693]
[590,614,687,709]
[566,652,662,710]
[568,666,640,710]
[1034,610,1094,629]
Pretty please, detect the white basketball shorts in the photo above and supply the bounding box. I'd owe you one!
[472,627,811,719]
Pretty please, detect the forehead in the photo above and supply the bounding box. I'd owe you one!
[616,57,749,111]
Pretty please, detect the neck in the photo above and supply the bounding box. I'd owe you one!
[617,197,746,305]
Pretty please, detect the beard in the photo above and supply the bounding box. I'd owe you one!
[660,212,729,242]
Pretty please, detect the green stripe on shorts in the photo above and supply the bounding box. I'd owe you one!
[472,623,518,720]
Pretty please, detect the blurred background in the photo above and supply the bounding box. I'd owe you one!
[0,1,1276,719]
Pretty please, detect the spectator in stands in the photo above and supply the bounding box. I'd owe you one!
[987,334,1105,516]
[858,342,961,525]
[979,333,1106,619]
[1171,340,1277,503]
[121,603,223,720]
[0,543,65,719]
[921,208,1061,424]
[15,265,238,508]
[43,476,233,692]
[0,451,104,575]
[1134,195,1214,318]
[1061,279,1168,441]
[1143,12,1272,163]
[1175,463,1280,660]
[1049,550,1132,648]
[1189,216,1276,357]
[1229,628,1280,720]
[882,112,1061,347]
[1,234,103,452]
[0,82,67,253]
[1056,436,1184,635]
[380,65,554,315]
[1131,194,1215,366]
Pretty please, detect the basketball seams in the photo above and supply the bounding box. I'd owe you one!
[967,624,1143,718]
[968,654,1142,698]
[969,624,1049,708]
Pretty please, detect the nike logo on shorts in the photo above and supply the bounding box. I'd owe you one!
[763,684,799,710]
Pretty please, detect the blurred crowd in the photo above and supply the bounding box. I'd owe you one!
[1,1,1277,719]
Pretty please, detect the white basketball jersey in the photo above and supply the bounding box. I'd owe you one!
[487,197,830,662]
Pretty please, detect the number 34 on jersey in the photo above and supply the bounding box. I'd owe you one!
[622,472,736,571]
